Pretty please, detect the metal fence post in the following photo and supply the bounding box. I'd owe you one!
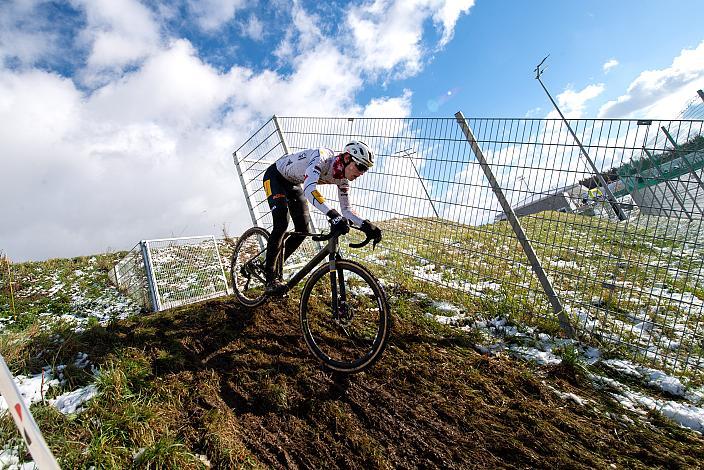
[233,150,259,229]
[140,241,161,312]
[535,63,627,221]
[272,114,290,154]
[400,148,440,218]
[455,111,575,338]
[212,235,231,295]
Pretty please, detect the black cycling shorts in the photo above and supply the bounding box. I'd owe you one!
[262,164,306,211]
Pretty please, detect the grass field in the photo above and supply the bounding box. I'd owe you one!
[2,223,704,467]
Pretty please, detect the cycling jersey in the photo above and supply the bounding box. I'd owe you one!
[273,148,364,227]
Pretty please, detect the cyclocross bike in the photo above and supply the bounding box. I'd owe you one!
[230,225,391,373]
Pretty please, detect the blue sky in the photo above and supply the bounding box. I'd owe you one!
[1,0,703,261]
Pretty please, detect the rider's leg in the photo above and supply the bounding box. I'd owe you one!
[264,206,288,278]
[262,165,291,294]
[283,187,311,262]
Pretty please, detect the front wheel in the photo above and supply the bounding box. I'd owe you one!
[300,259,391,373]
[231,227,270,307]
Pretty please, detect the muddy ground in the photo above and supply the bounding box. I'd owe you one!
[53,289,701,470]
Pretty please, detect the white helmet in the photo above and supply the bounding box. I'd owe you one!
[344,140,375,168]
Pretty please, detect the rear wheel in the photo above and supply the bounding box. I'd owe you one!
[300,259,390,373]
[231,227,269,307]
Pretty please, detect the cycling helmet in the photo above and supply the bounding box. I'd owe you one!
[344,140,375,168]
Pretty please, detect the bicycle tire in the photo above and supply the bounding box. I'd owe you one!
[231,226,270,307]
[300,259,391,373]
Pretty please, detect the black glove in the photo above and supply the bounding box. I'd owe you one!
[326,209,350,235]
[361,219,382,247]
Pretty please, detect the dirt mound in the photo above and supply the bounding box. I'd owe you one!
[78,294,704,469]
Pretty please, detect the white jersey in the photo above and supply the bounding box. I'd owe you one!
[274,148,364,227]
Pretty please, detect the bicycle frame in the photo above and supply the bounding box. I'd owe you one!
[241,228,367,310]
[282,232,343,291]
[280,231,349,323]
[234,225,388,372]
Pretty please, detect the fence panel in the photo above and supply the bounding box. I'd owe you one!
[110,236,229,312]
[144,236,229,311]
[109,244,153,311]
[234,115,704,374]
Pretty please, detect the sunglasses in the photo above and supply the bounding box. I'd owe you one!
[355,163,369,173]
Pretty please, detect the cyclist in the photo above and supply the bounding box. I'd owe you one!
[261,140,382,295]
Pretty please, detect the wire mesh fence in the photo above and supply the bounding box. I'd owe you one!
[145,236,229,310]
[109,244,153,311]
[110,236,229,312]
[233,113,704,375]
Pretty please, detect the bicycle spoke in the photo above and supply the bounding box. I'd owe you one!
[231,227,269,307]
[301,260,390,372]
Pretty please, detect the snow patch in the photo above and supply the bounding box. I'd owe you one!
[510,346,562,366]
[0,446,38,470]
[49,384,98,414]
[603,359,687,397]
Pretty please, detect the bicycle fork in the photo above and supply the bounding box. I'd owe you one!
[328,253,352,329]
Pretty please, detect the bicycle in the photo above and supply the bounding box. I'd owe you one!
[230,225,391,373]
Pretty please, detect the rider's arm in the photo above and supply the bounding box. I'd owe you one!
[337,181,364,228]
[302,149,335,216]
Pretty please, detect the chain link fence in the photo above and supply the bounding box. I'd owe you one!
[233,110,704,375]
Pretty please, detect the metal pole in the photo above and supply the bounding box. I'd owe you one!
[232,150,259,229]
[642,147,694,221]
[660,126,704,192]
[141,241,161,312]
[272,114,290,154]
[535,61,627,221]
[455,111,575,338]
[212,235,231,295]
[401,148,440,218]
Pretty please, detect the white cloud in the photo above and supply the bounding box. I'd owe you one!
[274,3,326,63]
[524,107,542,118]
[432,0,475,46]
[363,89,413,117]
[546,83,605,119]
[86,40,228,126]
[0,0,66,67]
[603,58,619,73]
[598,40,704,118]
[0,31,385,261]
[229,41,362,118]
[73,0,161,67]
[242,15,264,41]
[187,0,246,32]
[0,1,471,261]
[346,0,474,78]
[0,54,246,261]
